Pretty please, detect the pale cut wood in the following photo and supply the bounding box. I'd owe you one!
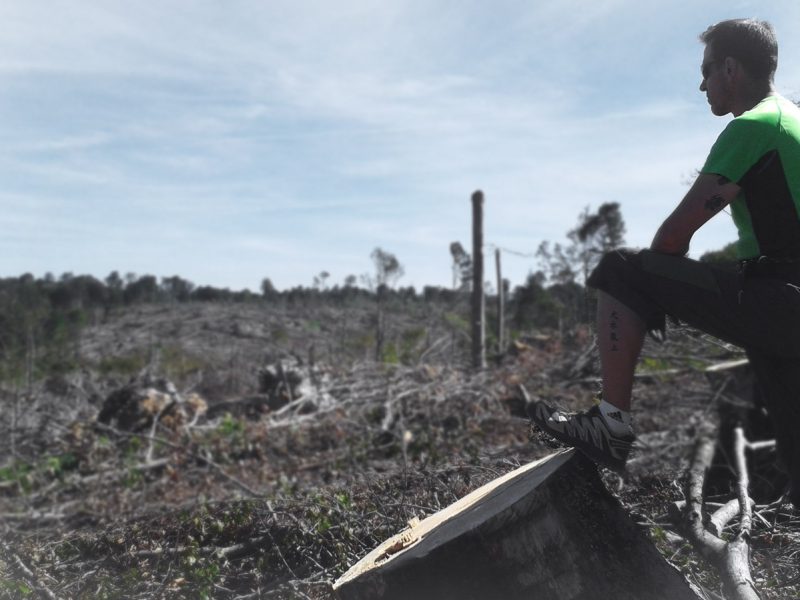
[334,450,700,600]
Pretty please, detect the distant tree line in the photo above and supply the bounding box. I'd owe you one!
[0,200,742,381]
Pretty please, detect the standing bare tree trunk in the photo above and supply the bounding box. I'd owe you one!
[471,191,486,369]
[26,324,35,396]
[495,248,504,354]
[375,286,385,362]
[368,248,404,363]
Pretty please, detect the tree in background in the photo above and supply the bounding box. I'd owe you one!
[105,271,124,309]
[449,242,472,291]
[569,202,626,282]
[313,271,330,291]
[535,241,578,286]
[364,248,404,362]
[367,248,404,291]
[260,278,277,299]
[519,202,627,336]
[160,276,195,303]
[123,275,158,305]
[510,272,561,331]
[537,202,625,286]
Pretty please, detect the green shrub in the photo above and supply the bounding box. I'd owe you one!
[96,351,148,377]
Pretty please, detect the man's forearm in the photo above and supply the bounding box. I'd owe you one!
[650,220,691,256]
[649,172,740,256]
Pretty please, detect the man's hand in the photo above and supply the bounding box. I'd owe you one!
[650,172,741,255]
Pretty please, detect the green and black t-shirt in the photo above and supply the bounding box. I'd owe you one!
[701,94,800,259]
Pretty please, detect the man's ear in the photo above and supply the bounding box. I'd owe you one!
[722,56,739,80]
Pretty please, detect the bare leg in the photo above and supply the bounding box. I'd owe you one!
[596,290,646,412]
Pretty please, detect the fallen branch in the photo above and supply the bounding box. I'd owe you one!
[682,428,761,600]
[709,498,754,537]
[725,427,759,600]
[685,434,726,556]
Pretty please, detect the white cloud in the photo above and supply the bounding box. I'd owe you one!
[0,1,797,289]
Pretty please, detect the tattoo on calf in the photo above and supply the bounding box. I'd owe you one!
[610,310,620,352]
[704,195,725,212]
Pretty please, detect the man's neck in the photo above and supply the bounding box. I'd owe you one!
[732,83,775,117]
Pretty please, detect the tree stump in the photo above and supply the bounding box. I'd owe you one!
[334,450,699,600]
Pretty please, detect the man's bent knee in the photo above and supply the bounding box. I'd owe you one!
[588,249,641,287]
[588,249,666,334]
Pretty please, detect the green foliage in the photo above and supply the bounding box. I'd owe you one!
[0,453,79,494]
[0,271,274,385]
[217,413,245,439]
[399,326,426,363]
[639,357,673,372]
[335,492,352,508]
[161,344,207,381]
[271,325,289,343]
[0,461,33,492]
[181,552,221,600]
[96,351,148,377]
[381,342,400,365]
[44,452,78,478]
[509,203,627,333]
[510,272,561,330]
[443,311,469,333]
[651,525,668,544]
[123,468,144,489]
[342,332,375,359]
[124,437,142,459]
[0,579,33,597]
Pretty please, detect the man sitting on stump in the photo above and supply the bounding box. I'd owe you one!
[528,18,800,508]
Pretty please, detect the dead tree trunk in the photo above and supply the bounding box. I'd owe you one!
[375,287,385,362]
[495,247,504,353]
[334,450,700,600]
[471,190,486,370]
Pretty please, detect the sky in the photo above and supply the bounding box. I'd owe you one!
[3,1,800,292]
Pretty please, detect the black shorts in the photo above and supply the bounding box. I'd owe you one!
[587,249,800,358]
[588,249,800,499]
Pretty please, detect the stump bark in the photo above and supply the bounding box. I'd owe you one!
[334,450,699,600]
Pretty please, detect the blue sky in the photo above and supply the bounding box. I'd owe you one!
[3,1,800,291]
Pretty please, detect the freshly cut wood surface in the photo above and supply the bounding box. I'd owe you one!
[334,449,700,600]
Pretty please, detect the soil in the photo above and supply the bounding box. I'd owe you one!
[0,301,798,599]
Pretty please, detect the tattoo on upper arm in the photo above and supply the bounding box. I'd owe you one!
[717,175,731,186]
[704,195,725,212]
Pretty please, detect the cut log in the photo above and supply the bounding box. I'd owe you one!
[334,450,699,600]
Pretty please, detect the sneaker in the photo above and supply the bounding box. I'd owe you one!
[527,401,635,472]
